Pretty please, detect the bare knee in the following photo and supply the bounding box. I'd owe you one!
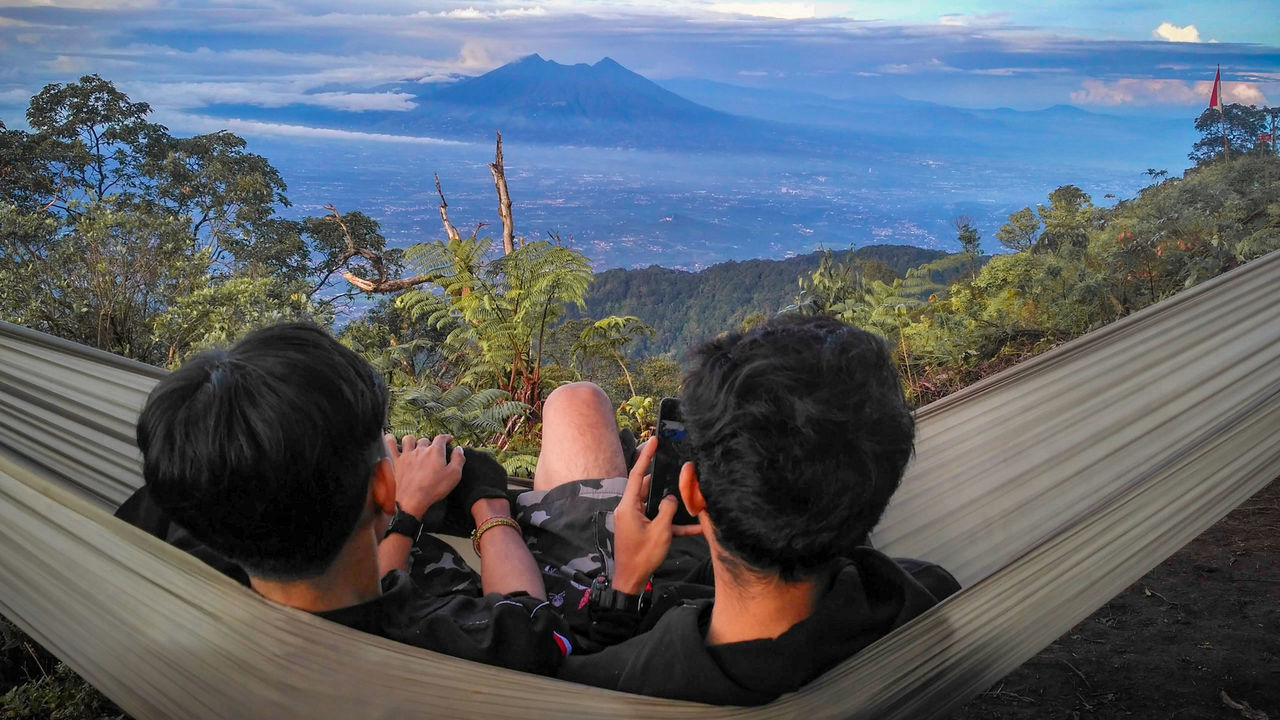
[535,382,625,491]
[544,381,612,418]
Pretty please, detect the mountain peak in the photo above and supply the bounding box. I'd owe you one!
[429,54,722,124]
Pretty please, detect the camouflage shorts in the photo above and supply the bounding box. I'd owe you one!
[513,477,710,649]
[404,534,483,597]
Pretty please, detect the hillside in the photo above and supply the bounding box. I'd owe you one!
[579,245,950,357]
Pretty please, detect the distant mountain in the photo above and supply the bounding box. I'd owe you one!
[196,55,1195,168]
[428,54,722,124]
[658,77,1196,166]
[578,245,950,357]
[201,55,864,155]
[365,54,815,152]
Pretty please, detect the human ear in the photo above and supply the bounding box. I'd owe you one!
[678,462,706,515]
[370,457,396,516]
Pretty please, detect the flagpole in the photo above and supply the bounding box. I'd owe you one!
[1218,66,1229,160]
[1221,107,1229,160]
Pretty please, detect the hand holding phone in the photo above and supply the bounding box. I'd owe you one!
[612,430,702,594]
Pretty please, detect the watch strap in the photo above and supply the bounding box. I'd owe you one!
[385,505,424,542]
[588,575,650,614]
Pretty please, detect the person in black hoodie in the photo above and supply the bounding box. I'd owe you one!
[130,322,572,675]
[556,314,959,704]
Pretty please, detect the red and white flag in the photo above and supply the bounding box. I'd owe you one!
[1209,66,1223,111]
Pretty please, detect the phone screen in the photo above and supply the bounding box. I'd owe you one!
[646,398,696,523]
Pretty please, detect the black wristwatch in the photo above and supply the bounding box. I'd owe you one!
[588,575,651,615]
[384,504,424,542]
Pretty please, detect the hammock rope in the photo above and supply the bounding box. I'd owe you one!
[0,250,1277,719]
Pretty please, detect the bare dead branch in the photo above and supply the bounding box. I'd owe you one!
[488,131,515,255]
[340,271,431,294]
[38,173,65,213]
[434,173,462,242]
[321,203,433,295]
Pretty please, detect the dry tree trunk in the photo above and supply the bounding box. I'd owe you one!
[434,173,462,243]
[488,131,515,255]
[331,131,515,293]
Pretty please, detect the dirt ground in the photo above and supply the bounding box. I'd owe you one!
[952,478,1280,720]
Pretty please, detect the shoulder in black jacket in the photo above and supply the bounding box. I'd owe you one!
[560,547,959,705]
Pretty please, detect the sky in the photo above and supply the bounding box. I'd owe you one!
[0,0,1277,137]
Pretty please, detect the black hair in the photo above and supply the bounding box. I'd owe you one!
[682,313,914,581]
[136,322,389,581]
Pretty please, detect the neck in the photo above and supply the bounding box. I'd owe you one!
[249,522,383,613]
[705,553,820,646]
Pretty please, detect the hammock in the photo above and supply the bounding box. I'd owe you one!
[1,250,1278,719]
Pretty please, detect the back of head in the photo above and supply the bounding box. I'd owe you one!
[136,322,388,580]
[682,313,914,580]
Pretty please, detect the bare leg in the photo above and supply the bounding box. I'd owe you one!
[533,382,627,491]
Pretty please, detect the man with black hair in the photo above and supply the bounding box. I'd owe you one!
[129,322,572,674]
[525,314,957,704]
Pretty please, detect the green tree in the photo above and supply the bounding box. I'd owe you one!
[1189,103,1268,166]
[144,130,296,276]
[1036,185,1093,253]
[953,215,983,277]
[24,74,162,208]
[996,207,1039,252]
[572,315,655,398]
[0,77,322,365]
[395,234,593,433]
[789,248,866,315]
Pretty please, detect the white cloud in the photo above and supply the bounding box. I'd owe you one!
[878,58,959,75]
[970,67,1070,76]
[0,0,156,7]
[938,12,1010,28]
[422,6,549,20]
[123,81,418,112]
[707,3,818,20]
[1070,77,1268,106]
[0,87,31,105]
[44,54,137,73]
[1153,22,1201,43]
[455,39,522,72]
[157,112,465,145]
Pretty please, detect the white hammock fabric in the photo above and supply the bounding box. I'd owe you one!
[0,250,1278,719]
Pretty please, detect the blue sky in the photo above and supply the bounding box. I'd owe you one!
[1,0,1276,138]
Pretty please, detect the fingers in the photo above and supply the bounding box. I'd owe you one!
[429,434,452,451]
[671,522,703,537]
[623,437,659,501]
[658,494,701,535]
[653,493,678,527]
[383,434,399,460]
[402,434,418,451]
[451,445,466,468]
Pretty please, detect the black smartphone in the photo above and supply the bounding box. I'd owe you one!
[645,397,697,524]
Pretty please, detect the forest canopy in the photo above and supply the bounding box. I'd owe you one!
[3,75,1279,448]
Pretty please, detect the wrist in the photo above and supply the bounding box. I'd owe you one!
[589,575,651,614]
[611,567,649,596]
[470,497,510,522]
[397,499,431,520]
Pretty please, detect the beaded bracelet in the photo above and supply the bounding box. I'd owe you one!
[471,516,522,557]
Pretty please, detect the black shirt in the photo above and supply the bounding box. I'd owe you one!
[317,570,573,675]
[115,486,573,676]
[559,547,959,705]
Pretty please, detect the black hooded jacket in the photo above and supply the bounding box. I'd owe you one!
[559,547,958,706]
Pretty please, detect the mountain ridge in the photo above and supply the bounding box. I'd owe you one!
[577,244,951,357]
